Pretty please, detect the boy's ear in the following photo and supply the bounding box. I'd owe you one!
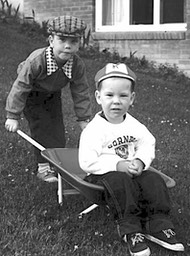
[130,92,135,105]
[48,35,54,47]
[95,90,101,105]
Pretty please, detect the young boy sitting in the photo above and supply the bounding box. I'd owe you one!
[79,63,184,256]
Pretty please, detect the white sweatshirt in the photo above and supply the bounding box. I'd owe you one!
[79,112,156,175]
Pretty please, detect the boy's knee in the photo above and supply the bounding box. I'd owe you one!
[114,171,133,183]
[140,171,166,188]
[144,170,163,180]
[104,171,132,187]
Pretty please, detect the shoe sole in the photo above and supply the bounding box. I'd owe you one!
[145,234,184,251]
[129,247,151,256]
[44,177,58,183]
[37,175,58,183]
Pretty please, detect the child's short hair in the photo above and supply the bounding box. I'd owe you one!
[47,15,87,38]
[95,63,136,91]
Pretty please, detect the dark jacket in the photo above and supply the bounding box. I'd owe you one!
[6,47,91,121]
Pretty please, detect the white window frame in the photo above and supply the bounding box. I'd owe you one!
[95,0,187,32]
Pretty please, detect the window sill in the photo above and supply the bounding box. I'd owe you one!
[92,31,186,40]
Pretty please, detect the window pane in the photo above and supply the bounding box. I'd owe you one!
[160,0,184,23]
[102,0,113,25]
[130,0,153,24]
[102,0,126,26]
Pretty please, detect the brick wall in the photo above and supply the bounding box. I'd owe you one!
[95,33,190,77]
[24,0,94,29]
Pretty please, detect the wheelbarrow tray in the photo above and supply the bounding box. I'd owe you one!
[41,148,105,204]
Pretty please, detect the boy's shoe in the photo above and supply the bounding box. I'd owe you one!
[123,233,151,256]
[37,165,58,183]
[145,229,184,251]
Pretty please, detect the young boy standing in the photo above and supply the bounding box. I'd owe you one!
[79,63,184,256]
[5,16,91,182]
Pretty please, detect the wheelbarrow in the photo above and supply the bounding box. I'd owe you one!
[16,129,176,216]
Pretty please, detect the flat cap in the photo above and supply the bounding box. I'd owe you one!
[95,63,136,88]
[47,15,87,37]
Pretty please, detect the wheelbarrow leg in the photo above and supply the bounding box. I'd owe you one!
[58,173,63,205]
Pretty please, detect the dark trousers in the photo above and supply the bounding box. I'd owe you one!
[85,171,174,237]
[23,91,66,163]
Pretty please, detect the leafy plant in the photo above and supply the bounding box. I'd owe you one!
[81,28,91,49]
[0,0,20,22]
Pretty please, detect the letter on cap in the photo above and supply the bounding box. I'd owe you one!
[105,63,129,75]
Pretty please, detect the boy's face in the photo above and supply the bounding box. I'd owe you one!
[95,77,135,124]
[49,34,80,64]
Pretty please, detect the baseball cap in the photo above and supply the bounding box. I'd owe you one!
[47,16,87,37]
[95,63,136,88]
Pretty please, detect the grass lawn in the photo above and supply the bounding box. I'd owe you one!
[0,22,190,256]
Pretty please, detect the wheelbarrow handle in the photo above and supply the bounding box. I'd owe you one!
[17,129,46,151]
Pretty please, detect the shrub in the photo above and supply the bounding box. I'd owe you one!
[0,0,20,23]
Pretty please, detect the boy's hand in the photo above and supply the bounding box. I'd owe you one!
[117,159,145,177]
[117,160,133,177]
[128,159,145,176]
[5,119,19,132]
